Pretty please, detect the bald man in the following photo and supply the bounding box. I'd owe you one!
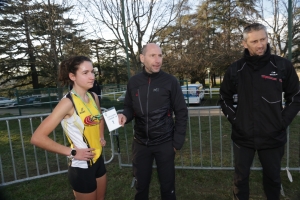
[118,43,188,200]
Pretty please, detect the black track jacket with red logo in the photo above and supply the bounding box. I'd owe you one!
[122,68,188,150]
[219,51,300,150]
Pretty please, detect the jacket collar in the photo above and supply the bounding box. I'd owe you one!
[244,43,271,70]
[142,66,161,78]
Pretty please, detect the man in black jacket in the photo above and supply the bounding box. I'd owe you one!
[118,43,188,200]
[219,23,300,200]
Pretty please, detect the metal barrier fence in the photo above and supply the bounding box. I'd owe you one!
[0,108,117,187]
[0,88,220,116]
[115,107,300,171]
[1,106,299,187]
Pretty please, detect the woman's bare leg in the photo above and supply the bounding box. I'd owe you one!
[73,190,97,200]
[96,174,107,200]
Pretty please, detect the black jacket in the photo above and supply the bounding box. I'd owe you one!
[219,46,300,149]
[122,68,188,150]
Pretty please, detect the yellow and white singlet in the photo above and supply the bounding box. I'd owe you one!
[61,92,102,169]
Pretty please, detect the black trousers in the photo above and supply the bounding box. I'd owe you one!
[132,140,176,200]
[233,143,284,200]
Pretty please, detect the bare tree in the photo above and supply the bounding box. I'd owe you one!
[258,0,300,62]
[155,0,259,86]
[76,0,188,76]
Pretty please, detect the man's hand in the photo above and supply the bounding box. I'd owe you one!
[118,114,127,127]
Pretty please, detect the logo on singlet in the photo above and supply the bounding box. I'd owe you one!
[84,115,100,126]
[80,107,85,114]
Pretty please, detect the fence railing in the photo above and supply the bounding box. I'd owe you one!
[115,107,300,171]
[0,88,221,114]
[0,108,116,186]
[0,106,299,187]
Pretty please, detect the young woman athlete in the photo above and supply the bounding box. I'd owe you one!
[31,56,107,200]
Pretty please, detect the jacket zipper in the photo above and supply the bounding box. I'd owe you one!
[137,89,144,115]
[146,77,151,145]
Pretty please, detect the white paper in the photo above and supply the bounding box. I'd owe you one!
[102,107,121,132]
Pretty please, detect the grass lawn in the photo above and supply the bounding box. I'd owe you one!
[1,159,300,200]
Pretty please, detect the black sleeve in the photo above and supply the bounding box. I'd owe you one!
[122,82,134,123]
[171,79,188,150]
[219,65,237,125]
[281,60,300,128]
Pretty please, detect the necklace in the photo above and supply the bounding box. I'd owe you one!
[71,89,102,121]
